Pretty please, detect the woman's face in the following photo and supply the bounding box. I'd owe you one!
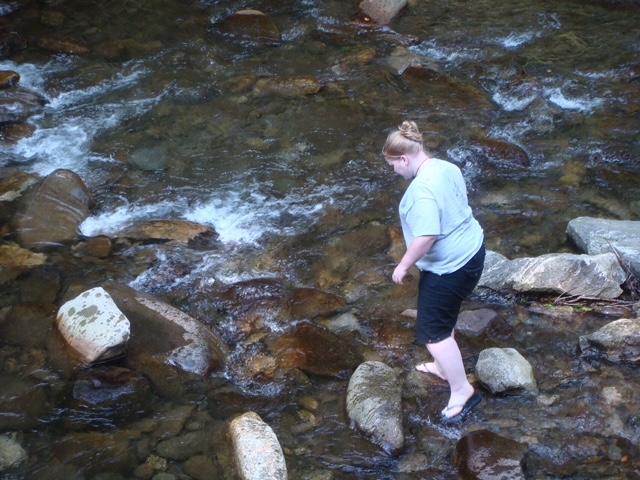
[385,155,412,180]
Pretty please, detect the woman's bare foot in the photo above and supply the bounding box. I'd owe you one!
[415,362,447,380]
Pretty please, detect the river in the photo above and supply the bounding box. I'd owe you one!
[1,0,639,478]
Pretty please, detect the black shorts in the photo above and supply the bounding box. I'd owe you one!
[416,243,485,344]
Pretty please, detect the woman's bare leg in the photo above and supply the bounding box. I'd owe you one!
[426,336,474,417]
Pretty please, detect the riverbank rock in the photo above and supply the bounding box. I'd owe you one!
[0,243,46,286]
[0,434,27,472]
[13,169,94,249]
[211,10,281,45]
[475,348,538,394]
[56,287,131,364]
[274,321,362,378]
[454,429,527,480]
[566,216,640,277]
[346,361,404,454]
[227,412,287,480]
[104,282,230,375]
[478,250,626,299]
[0,87,47,123]
[579,317,640,364]
[353,0,408,25]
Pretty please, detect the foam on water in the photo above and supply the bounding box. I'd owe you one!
[2,59,158,176]
[544,87,603,112]
[81,183,335,247]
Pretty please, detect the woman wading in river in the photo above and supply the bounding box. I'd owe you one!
[382,120,486,423]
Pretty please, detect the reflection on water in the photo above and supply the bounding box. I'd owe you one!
[1,0,639,478]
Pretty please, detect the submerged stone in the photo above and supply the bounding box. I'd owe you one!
[274,321,362,378]
[286,287,347,319]
[211,10,281,45]
[454,429,527,479]
[62,367,153,431]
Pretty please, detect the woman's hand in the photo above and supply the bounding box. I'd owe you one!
[392,264,410,284]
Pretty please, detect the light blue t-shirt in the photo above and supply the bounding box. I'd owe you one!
[399,158,484,275]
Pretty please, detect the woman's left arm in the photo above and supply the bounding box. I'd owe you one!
[392,235,436,285]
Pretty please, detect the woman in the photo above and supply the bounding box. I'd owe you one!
[382,120,485,424]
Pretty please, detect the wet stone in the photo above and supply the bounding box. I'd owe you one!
[469,135,530,168]
[0,70,19,88]
[454,429,527,480]
[274,321,363,378]
[184,455,219,480]
[211,10,281,45]
[156,431,208,461]
[456,308,498,336]
[0,170,38,202]
[0,375,51,431]
[0,87,46,123]
[286,287,347,320]
[62,367,153,431]
[252,76,321,97]
[37,35,89,55]
[14,168,94,249]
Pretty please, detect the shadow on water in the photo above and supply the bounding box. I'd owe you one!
[1,0,639,478]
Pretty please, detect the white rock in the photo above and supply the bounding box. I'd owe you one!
[475,348,537,394]
[0,435,27,471]
[228,412,287,480]
[56,287,130,364]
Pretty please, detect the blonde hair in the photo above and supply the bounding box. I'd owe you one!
[382,120,424,158]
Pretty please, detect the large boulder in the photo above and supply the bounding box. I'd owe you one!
[566,217,640,277]
[227,412,287,480]
[346,361,404,454]
[104,282,229,375]
[478,250,626,299]
[13,169,95,249]
[56,287,130,365]
[579,317,640,364]
[475,348,538,394]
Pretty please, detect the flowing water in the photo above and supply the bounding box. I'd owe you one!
[1,0,639,478]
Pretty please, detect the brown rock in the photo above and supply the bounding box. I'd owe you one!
[454,429,527,479]
[253,77,321,97]
[274,321,362,378]
[469,135,530,168]
[286,287,347,319]
[53,432,137,477]
[13,169,94,249]
[0,70,19,88]
[0,87,47,123]
[0,244,47,286]
[37,36,90,55]
[105,282,230,375]
[213,9,281,45]
[114,219,217,243]
[1,122,36,145]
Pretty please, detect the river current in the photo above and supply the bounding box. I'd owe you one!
[1,0,639,478]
